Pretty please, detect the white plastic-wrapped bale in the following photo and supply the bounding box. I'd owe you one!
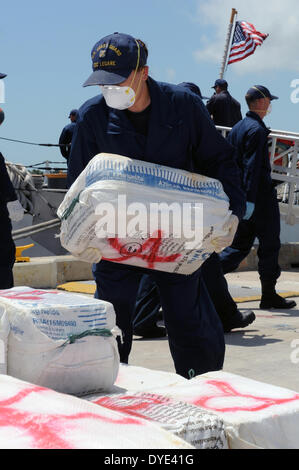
[0,287,120,396]
[0,374,193,449]
[58,153,233,275]
[90,364,299,450]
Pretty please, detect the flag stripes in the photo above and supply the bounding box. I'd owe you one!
[228,21,268,65]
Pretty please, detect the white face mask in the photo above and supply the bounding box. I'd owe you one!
[266,102,272,115]
[100,39,144,111]
[100,85,136,110]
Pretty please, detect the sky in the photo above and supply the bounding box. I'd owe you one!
[1,0,299,167]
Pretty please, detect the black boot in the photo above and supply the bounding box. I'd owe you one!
[133,324,167,338]
[221,309,256,333]
[260,280,297,310]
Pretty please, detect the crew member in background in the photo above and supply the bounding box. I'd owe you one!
[219,85,296,310]
[0,72,6,125]
[207,79,242,127]
[178,82,209,101]
[132,82,255,339]
[67,33,246,379]
[0,72,24,288]
[59,109,79,161]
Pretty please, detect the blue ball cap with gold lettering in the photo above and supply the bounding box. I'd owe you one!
[0,73,7,79]
[83,32,147,87]
[246,85,278,101]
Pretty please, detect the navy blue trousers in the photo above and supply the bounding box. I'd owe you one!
[93,260,225,379]
[219,192,281,282]
[133,274,163,332]
[133,252,239,333]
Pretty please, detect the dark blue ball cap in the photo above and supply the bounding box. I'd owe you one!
[246,85,278,101]
[0,73,7,79]
[212,79,228,89]
[83,32,148,87]
[68,109,79,117]
[178,82,209,100]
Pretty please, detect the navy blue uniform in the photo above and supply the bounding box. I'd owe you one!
[219,111,281,282]
[207,91,242,127]
[59,122,77,160]
[133,274,163,334]
[133,252,246,334]
[68,77,246,379]
[0,152,17,288]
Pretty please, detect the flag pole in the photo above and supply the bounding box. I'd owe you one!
[220,8,238,79]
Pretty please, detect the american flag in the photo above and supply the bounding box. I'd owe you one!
[227,21,268,65]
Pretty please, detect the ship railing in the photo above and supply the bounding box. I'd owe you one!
[216,126,299,226]
[12,218,61,241]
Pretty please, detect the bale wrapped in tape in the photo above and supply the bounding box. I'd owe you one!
[92,392,228,449]
[57,153,233,275]
[0,374,193,449]
[0,287,120,396]
[112,367,299,450]
[90,365,299,449]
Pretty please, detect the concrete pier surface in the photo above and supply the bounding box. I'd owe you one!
[130,269,299,393]
[12,255,299,393]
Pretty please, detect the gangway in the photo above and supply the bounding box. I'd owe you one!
[217,126,299,226]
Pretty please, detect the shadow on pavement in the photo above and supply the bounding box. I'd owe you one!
[224,330,282,347]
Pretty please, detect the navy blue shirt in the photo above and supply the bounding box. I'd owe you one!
[227,111,272,204]
[68,77,246,219]
[125,104,151,136]
[59,122,77,160]
[0,152,17,205]
[207,90,242,127]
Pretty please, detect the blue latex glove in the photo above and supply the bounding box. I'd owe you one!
[243,202,255,220]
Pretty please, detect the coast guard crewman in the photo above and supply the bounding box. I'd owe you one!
[132,82,255,339]
[207,79,242,127]
[219,85,296,310]
[59,109,79,161]
[0,72,24,288]
[67,32,246,379]
[178,82,209,101]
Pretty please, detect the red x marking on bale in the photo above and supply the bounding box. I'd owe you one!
[103,230,181,269]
